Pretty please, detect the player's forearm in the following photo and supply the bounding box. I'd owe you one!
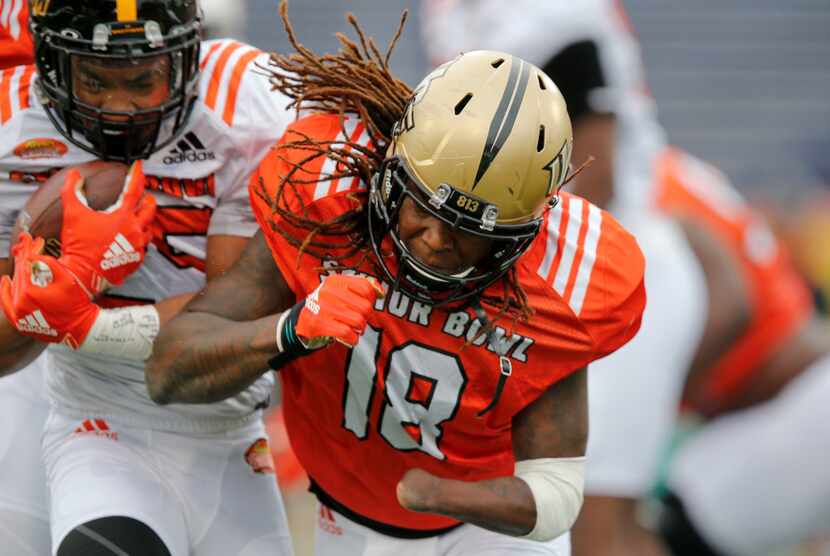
[399,470,536,536]
[146,311,280,405]
[0,314,46,375]
[0,258,45,374]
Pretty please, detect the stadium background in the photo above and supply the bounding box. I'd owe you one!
[204,1,830,554]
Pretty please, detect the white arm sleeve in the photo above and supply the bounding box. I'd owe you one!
[80,305,161,361]
[514,456,586,542]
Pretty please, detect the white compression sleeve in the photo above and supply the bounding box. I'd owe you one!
[515,456,586,541]
[80,305,160,361]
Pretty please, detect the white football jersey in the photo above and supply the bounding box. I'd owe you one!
[421,0,666,211]
[0,40,293,431]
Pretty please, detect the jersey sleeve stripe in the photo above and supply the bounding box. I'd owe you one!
[313,118,361,200]
[536,199,565,280]
[561,199,591,303]
[334,124,369,193]
[13,0,25,41]
[0,0,13,35]
[567,203,603,315]
[204,41,243,111]
[0,67,13,123]
[552,197,584,296]
[7,0,20,40]
[17,64,33,109]
[222,49,262,126]
[199,41,224,71]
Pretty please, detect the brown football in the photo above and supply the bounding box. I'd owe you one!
[12,161,131,257]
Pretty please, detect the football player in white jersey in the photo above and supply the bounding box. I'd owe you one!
[0,1,295,555]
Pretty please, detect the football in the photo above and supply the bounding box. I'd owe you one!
[12,161,131,257]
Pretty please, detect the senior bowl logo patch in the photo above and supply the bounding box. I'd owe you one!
[244,438,276,475]
[13,138,68,160]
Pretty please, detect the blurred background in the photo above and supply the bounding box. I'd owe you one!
[201,1,830,555]
[221,0,830,304]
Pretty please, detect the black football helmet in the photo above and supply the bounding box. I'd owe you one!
[30,0,202,162]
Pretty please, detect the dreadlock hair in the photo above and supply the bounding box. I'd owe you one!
[257,0,568,332]
[253,0,410,268]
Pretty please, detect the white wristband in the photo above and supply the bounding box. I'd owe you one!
[515,456,585,542]
[80,305,161,361]
[275,309,290,352]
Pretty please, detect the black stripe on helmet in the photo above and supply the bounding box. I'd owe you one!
[473,57,531,189]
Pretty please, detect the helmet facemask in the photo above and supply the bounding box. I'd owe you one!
[368,156,543,307]
[32,3,201,162]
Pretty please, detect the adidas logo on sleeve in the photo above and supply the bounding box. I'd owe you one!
[17,310,58,337]
[163,132,216,165]
[101,234,141,270]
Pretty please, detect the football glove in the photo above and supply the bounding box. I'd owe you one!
[0,233,100,348]
[279,275,385,353]
[60,161,156,294]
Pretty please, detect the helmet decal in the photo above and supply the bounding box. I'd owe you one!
[399,57,457,134]
[31,0,51,17]
[473,57,531,190]
[115,0,138,21]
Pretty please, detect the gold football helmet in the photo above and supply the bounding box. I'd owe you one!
[368,50,573,304]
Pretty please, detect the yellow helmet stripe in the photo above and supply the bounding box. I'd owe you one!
[116,0,139,22]
[473,58,531,189]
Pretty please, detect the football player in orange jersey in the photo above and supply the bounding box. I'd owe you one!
[421,2,830,555]
[148,6,647,555]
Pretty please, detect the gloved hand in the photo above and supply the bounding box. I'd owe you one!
[279,275,385,353]
[60,161,156,294]
[0,233,100,348]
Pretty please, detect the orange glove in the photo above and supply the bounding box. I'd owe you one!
[60,161,156,294]
[1,233,100,348]
[281,275,385,352]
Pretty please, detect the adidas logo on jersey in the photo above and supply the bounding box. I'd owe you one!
[163,132,216,165]
[101,234,141,270]
[16,310,58,337]
[73,419,118,441]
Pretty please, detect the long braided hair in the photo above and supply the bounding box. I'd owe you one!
[256,0,535,327]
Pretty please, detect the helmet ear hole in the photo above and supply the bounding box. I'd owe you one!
[454,93,473,115]
[491,58,505,69]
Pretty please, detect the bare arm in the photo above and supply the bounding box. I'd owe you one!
[676,217,752,411]
[146,232,294,404]
[397,366,588,536]
[0,257,47,375]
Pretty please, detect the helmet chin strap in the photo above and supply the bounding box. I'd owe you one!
[469,297,513,417]
[405,256,475,284]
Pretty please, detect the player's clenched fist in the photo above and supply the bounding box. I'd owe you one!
[0,233,100,348]
[60,161,156,294]
[279,275,385,353]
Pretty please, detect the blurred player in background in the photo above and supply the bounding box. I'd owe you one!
[0,0,296,554]
[147,4,647,555]
[0,0,31,68]
[0,3,47,554]
[200,0,247,40]
[422,1,830,555]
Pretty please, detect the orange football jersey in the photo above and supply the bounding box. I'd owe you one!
[655,148,812,413]
[251,114,646,532]
[0,1,32,70]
